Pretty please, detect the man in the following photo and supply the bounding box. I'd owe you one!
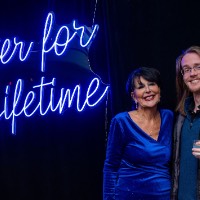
[171,46,200,200]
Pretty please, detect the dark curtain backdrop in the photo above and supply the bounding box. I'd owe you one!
[1,1,200,200]
[103,0,200,116]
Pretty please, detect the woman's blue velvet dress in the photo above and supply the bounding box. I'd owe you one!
[103,109,173,200]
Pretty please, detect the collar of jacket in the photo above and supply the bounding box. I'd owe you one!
[185,96,200,117]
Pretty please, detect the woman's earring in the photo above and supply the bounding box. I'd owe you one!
[135,100,138,109]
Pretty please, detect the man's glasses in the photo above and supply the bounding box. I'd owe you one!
[181,65,200,76]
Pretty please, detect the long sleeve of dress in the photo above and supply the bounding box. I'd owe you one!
[103,117,126,200]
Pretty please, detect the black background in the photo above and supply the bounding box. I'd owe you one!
[0,0,200,200]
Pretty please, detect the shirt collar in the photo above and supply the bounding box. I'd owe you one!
[185,96,200,116]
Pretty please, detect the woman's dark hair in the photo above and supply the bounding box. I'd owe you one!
[126,67,161,109]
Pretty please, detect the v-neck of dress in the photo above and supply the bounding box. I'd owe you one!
[127,110,162,142]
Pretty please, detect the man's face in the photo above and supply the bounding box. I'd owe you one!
[181,52,200,94]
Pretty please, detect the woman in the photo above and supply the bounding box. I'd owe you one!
[103,67,174,200]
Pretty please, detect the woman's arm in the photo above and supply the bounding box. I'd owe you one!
[103,117,125,200]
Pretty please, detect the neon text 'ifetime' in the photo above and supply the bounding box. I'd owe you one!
[0,77,109,134]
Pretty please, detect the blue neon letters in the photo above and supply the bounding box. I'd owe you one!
[0,12,109,134]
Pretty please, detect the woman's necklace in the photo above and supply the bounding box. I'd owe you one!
[134,110,161,138]
[148,129,154,136]
[146,123,159,137]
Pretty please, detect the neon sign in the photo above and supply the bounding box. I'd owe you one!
[0,12,109,134]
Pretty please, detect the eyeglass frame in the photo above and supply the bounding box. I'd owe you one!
[181,65,200,76]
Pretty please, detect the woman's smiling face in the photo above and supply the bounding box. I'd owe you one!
[131,76,161,109]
